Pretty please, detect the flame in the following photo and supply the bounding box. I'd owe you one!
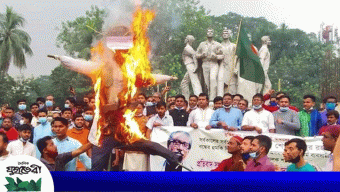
[91,8,156,145]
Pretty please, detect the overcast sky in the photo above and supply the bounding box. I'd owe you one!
[1,0,338,78]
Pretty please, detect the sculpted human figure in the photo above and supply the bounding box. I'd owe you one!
[219,28,237,95]
[258,36,272,93]
[180,35,202,99]
[196,28,223,101]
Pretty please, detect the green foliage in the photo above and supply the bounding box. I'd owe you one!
[5,177,41,191]
[0,6,33,73]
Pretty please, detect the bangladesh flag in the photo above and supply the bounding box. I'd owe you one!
[236,22,265,84]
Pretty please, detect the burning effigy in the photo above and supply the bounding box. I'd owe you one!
[48,7,184,168]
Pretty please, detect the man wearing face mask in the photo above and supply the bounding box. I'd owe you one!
[83,107,94,129]
[7,124,36,157]
[273,96,300,135]
[240,136,255,166]
[14,99,27,128]
[245,135,275,171]
[169,95,189,126]
[36,97,46,110]
[320,96,340,126]
[209,93,243,131]
[284,138,316,171]
[242,94,275,134]
[298,95,323,137]
[33,109,54,158]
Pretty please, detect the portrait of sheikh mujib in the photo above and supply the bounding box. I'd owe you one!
[165,131,192,171]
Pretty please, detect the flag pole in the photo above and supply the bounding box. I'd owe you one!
[226,19,243,93]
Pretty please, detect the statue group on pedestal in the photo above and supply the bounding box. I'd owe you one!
[181,27,272,101]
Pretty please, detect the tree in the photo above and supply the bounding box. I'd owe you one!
[0,6,32,74]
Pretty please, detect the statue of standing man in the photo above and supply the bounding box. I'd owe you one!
[257,36,272,93]
[218,28,238,96]
[196,28,223,101]
[180,35,202,99]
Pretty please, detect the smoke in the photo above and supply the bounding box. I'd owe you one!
[101,0,136,35]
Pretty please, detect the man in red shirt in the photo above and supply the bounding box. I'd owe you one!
[0,117,19,142]
[212,136,243,171]
[263,90,299,113]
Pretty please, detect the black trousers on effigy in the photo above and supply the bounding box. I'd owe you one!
[91,136,179,171]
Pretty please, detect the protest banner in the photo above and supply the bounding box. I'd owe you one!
[150,126,330,171]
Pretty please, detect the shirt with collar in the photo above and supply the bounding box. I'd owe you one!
[241,109,275,133]
[52,136,91,171]
[273,109,300,135]
[187,107,215,128]
[146,114,174,129]
[7,139,36,157]
[245,155,275,171]
[33,122,54,159]
[209,107,243,129]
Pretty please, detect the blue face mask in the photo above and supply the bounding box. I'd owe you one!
[253,105,262,110]
[249,151,260,159]
[39,117,47,124]
[326,103,336,110]
[269,101,277,107]
[84,115,93,121]
[46,101,53,107]
[280,107,289,112]
[64,104,70,109]
[18,104,26,111]
[145,102,154,107]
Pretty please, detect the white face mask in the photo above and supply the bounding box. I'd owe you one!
[19,120,25,125]
[253,105,262,110]
[19,137,29,143]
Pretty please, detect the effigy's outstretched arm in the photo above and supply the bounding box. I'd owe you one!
[48,55,100,77]
[153,74,178,85]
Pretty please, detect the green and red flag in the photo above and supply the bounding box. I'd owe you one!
[236,21,265,84]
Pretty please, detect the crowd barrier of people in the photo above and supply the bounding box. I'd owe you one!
[1,87,340,172]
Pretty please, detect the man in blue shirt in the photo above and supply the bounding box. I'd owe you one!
[33,109,54,158]
[51,117,91,171]
[209,93,243,131]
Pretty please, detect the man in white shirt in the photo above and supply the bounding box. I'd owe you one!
[0,132,11,161]
[187,93,214,130]
[7,124,35,157]
[241,93,275,134]
[146,102,174,138]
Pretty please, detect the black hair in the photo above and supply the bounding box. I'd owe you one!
[84,107,94,112]
[223,93,233,99]
[285,138,307,156]
[66,97,76,105]
[325,96,338,103]
[303,95,316,102]
[61,108,72,114]
[16,99,26,104]
[278,95,291,102]
[168,102,175,109]
[240,99,249,106]
[254,135,272,154]
[213,96,223,103]
[199,93,209,101]
[253,93,264,101]
[156,101,167,109]
[0,132,9,144]
[243,136,255,142]
[36,97,45,103]
[73,113,84,121]
[189,95,198,100]
[51,117,69,126]
[3,117,12,123]
[233,94,244,100]
[30,103,39,109]
[22,113,33,123]
[5,107,14,112]
[37,136,52,154]
[18,124,32,132]
[326,110,340,119]
[175,94,186,101]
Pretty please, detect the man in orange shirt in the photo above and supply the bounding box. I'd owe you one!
[67,113,90,171]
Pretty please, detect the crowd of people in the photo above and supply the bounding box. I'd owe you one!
[0,87,340,172]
